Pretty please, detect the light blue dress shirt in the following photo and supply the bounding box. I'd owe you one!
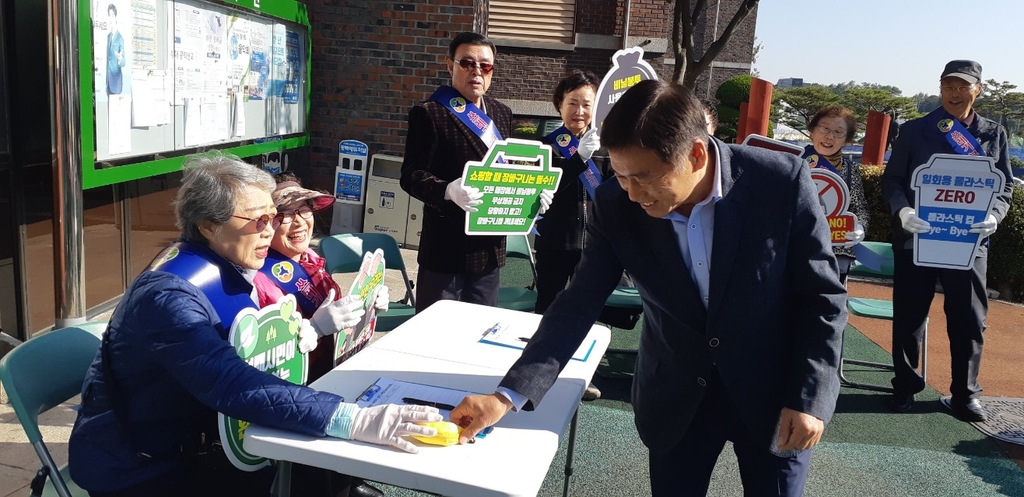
[664,140,724,309]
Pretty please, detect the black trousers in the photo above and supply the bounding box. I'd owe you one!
[534,249,582,314]
[415,264,500,313]
[648,372,812,496]
[891,248,987,399]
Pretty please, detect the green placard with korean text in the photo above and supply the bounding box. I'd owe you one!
[218,294,307,471]
[462,139,561,235]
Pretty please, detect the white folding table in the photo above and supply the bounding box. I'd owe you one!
[244,300,611,497]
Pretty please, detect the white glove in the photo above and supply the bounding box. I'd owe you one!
[969,213,998,238]
[445,179,483,212]
[577,129,600,161]
[844,223,865,243]
[310,289,365,337]
[374,286,390,313]
[538,189,554,216]
[349,404,443,453]
[297,319,319,354]
[898,207,930,234]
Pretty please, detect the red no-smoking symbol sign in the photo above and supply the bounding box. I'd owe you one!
[811,169,849,218]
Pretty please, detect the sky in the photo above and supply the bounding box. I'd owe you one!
[753,0,1024,97]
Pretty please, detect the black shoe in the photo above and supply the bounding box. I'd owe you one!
[950,398,987,423]
[350,481,385,497]
[888,392,914,413]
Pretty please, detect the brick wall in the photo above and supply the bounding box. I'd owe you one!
[577,0,619,36]
[303,0,476,182]
[628,0,672,39]
[300,0,754,198]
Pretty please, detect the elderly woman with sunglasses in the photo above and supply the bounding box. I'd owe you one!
[70,153,440,497]
[255,173,390,383]
[802,106,870,282]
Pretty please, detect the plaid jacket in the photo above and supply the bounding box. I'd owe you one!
[401,94,513,273]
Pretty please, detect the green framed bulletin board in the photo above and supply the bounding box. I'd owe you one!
[80,0,311,189]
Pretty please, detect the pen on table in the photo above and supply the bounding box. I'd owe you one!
[480,321,501,338]
[402,397,457,411]
[517,337,531,343]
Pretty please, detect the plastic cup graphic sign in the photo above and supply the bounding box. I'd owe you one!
[912,153,1006,269]
[462,139,561,235]
[336,140,369,204]
[810,169,859,247]
[218,295,307,471]
[592,47,659,132]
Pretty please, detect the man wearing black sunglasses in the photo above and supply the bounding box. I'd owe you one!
[401,32,514,313]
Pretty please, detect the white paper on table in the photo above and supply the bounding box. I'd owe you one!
[480,322,596,362]
[354,377,496,439]
[356,377,475,416]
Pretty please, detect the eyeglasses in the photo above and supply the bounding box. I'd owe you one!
[275,205,314,225]
[455,58,494,74]
[814,126,847,139]
[231,213,280,232]
[940,84,974,93]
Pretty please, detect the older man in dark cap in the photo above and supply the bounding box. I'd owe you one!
[881,60,1014,422]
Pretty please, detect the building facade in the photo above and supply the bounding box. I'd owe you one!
[0,0,755,341]
[300,0,758,190]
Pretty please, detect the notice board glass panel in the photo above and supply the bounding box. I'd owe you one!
[81,0,310,189]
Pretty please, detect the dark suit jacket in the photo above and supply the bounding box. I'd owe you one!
[881,109,1013,250]
[500,139,847,454]
[400,94,514,273]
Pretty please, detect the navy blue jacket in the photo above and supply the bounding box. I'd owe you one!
[69,246,343,492]
[500,140,847,455]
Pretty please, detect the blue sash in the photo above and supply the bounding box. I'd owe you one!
[545,126,604,197]
[258,248,324,317]
[926,108,986,157]
[801,145,841,175]
[430,86,503,148]
[146,241,255,336]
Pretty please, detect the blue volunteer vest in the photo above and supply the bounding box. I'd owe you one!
[430,85,504,147]
[257,248,324,317]
[146,241,255,335]
[544,126,604,197]
[802,145,842,175]
[925,108,986,157]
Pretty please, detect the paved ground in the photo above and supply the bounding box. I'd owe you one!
[846,280,1024,470]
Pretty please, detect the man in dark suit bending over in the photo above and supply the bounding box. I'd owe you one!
[451,80,847,496]
[400,32,514,312]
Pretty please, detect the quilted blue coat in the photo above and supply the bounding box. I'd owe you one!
[69,247,344,492]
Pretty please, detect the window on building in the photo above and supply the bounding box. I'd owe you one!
[488,1,576,45]
[512,117,565,140]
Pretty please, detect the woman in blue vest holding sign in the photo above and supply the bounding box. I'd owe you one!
[255,174,392,497]
[535,70,611,400]
[70,153,440,497]
[255,174,390,383]
[803,106,870,283]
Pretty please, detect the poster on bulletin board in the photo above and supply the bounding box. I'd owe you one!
[88,0,309,165]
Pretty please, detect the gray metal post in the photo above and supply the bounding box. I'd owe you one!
[50,0,87,328]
